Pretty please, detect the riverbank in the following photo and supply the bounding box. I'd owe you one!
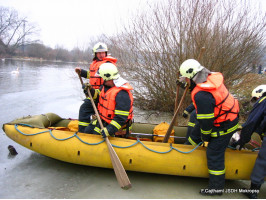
[1,56,89,65]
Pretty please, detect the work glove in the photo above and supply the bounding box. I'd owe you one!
[182,110,189,118]
[231,140,245,150]
[75,67,81,74]
[82,82,91,95]
[176,79,187,89]
[90,114,97,121]
[101,127,110,138]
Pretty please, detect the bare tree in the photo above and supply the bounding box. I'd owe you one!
[54,45,72,62]
[0,6,39,55]
[109,0,266,112]
[26,43,47,58]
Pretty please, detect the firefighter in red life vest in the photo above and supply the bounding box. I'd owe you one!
[75,43,117,132]
[179,59,240,196]
[84,63,134,138]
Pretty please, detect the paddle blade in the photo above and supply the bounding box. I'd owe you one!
[105,137,132,190]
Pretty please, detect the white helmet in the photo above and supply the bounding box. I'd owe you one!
[179,59,204,79]
[93,42,108,53]
[251,85,266,99]
[98,63,120,81]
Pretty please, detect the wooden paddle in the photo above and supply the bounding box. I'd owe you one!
[78,73,88,98]
[173,71,180,126]
[78,74,132,190]
[163,47,206,143]
[163,85,189,143]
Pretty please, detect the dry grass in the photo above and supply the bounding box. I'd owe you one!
[229,73,266,122]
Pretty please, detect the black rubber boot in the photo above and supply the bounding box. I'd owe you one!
[243,183,261,199]
[199,174,224,196]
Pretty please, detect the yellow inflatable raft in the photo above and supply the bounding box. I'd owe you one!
[2,113,259,180]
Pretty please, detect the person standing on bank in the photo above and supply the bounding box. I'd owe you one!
[179,59,240,196]
[84,63,134,138]
[232,85,266,199]
[75,42,117,132]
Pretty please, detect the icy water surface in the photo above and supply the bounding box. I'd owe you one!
[0,59,265,199]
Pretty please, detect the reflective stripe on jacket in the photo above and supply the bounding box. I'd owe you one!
[89,56,117,89]
[191,72,239,126]
[98,82,134,124]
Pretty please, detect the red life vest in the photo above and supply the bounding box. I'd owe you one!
[98,82,134,124]
[89,56,117,89]
[191,72,239,126]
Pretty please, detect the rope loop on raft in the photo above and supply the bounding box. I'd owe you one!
[15,123,204,154]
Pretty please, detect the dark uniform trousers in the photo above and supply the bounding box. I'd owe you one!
[188,119,238,189]
[78,98,94,133]
[206,132,234,189]
[251,136,266,185]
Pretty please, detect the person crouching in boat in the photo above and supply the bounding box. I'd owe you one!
[83,63,134,138]
[75,42,117,133]
[231,85,266,199]
[179,59,240,196]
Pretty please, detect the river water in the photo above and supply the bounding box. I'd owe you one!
[0,59,264,199]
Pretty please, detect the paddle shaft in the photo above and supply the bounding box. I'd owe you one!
[78,74,132,189]
[78,73,84,85]
[174,71,180,126]
[78,73,88,98]
[174,71,180,111]
[163,86,189,143]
